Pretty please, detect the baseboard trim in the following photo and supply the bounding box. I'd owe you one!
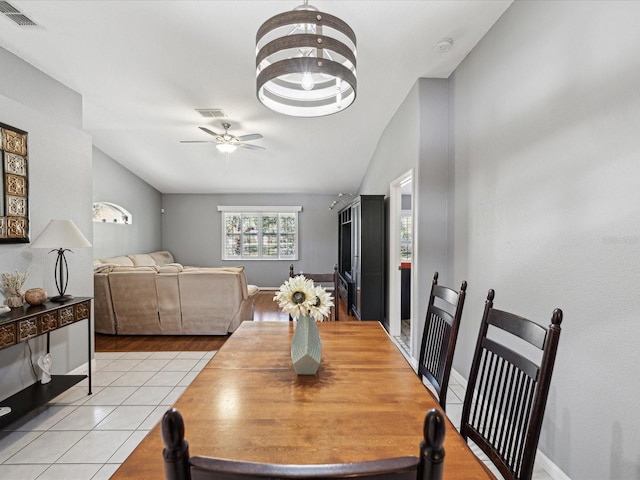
[450,369,570,480]
[450,367,468,389]
[67,358,97,376]
[535,450,571,480]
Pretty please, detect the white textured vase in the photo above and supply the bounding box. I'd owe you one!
[291,315,322,375]
[37,353,52,384]
[6,294,23,308]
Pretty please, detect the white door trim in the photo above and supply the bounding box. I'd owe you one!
[388,169,414,339]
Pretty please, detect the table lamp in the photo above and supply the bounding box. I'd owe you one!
[30,219,92,302]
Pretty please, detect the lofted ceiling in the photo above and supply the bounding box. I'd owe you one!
[0,1,512,195]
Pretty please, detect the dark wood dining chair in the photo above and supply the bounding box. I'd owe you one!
[417,272,467,412]
[162,407,445,480]
[289,264,339,321]
[460,289,563,480]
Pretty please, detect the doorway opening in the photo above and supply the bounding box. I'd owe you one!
[389,170,414,356]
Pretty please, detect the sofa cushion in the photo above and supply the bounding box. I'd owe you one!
[94,264,114,274]
[182,266,244,274]
[100,255,134,266]
[218,266,244,273]
[108,268,162,335]
[109,265,158,273]
[156,263,184,273]
[149,250,174,266]
[247,284,260,297]
[178,270,246,335]
[127,253,156,267]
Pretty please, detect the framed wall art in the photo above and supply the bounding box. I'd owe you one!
[0,122,29,243]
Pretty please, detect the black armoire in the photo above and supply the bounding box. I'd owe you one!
[337,195,385,321]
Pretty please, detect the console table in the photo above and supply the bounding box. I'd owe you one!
[0,297,92,428]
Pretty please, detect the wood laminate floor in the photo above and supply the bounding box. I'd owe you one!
[95,291,356,352]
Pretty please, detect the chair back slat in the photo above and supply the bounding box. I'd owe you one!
[482,338,539,379]
[304,273,335,283]
[427,304,455,327]
[460,289,563,480]
[419,309,452,390]
[162,407,446,480]
[431,284,459,306]
[488,309,547,349]
[417,272,467,411]
[190,456,420,479]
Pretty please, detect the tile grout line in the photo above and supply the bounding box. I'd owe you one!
[0,350,213,479]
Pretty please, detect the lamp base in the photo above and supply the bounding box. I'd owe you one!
[50,294,73,303]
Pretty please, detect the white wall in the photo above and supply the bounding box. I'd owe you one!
[161,193,338,288]
[0,47,93,400]
[450,2,640,478]
[92,147,162,259]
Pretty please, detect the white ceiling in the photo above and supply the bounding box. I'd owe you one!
[0,1,511,195]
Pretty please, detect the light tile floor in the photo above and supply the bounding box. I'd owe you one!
[0,350,215,480]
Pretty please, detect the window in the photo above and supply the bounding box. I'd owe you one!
[400,213,412,261]
[218,206,301,260]
[92,202,133,224]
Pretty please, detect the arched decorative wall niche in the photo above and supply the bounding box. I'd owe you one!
[92,202,132,224]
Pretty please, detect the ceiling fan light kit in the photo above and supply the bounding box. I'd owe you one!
[256,0,357,117]
[180,123,264,169]
[216,142,237,154]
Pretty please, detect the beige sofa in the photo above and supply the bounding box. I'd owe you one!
[94,251,258,335]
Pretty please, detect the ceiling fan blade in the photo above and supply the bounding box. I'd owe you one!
[180,140,214,143]
[236,133,263,142]
[199,127,222,137]
[239,143,266,151]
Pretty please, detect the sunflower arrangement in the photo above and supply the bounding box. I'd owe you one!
[274,275,334,321]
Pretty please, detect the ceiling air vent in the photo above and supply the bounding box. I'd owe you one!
[0,1,37,26]
[196,108,227,119]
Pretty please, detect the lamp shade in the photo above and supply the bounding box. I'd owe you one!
[30,219,92,249]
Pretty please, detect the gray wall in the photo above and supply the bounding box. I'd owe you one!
[360,79,450,347]
[161,193,338,288]
[450,1,640,478]
[415,79,450,354]
[92,147,162,259]
[0,47,93,400]
[0,48,82,129]
[359,83,419,196]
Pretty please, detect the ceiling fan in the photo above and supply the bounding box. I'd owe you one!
[181,123,265,154]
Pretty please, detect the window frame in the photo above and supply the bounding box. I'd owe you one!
[400,211,413,262]
[92,201,133,224]
[217,205,302,261]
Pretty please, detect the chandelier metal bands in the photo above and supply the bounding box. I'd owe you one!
[256,8,357,117]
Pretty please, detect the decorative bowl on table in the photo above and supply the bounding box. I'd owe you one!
[25,288,47,306]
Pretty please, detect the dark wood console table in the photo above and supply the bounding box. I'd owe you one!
[0,297,92,428]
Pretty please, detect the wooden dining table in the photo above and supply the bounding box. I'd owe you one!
[112,321,495,480]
